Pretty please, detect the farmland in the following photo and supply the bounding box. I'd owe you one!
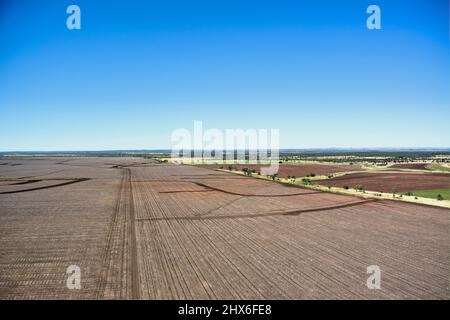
[200,164,362,178]
[0,157,449,299]
[314,172,450,193]
[389,163,431,170]
[406,189,450,201]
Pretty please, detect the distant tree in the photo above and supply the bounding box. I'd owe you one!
[391,188,397,197]
[437,194,444,201]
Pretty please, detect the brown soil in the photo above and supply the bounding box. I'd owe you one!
[315,172,450,193]
[201,163,361,178]
[389,163,430,170]
[0,158,448,299]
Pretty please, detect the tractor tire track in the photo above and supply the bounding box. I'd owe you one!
[185,181,323,197]
[127,168,140,299]
[0,178,90,194]
[98,168,140,299]
[137,199,378,222]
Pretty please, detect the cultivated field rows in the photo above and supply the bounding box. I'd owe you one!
[0,158,449,299]
[200,164,362,178]
[130,164,449,299]
[315,172,450,192]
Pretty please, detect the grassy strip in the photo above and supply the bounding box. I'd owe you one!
[402,188,450,201]
[426,164,450,172]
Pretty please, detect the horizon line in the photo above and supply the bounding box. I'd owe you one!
[1,147,450,154]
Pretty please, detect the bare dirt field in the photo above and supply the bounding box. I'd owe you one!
[0,158,449,299]
[200,164,361,178]
[315,172,450,193]
[389,163,430,170]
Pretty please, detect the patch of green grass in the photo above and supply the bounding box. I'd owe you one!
[426,164,450,172]
[402,188,450,200]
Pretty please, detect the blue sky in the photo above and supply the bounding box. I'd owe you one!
[0,0,448,151]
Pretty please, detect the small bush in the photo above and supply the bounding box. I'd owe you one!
[437,194,444,201]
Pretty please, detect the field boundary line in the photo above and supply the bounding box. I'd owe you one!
[0,178,90,194]
[136,199,377,222]
[97,169,126,298]
[185,180,323,197]
[127,168,141,300]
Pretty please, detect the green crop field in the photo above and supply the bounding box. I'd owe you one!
[405,188,450,200]
[427,164,450,172]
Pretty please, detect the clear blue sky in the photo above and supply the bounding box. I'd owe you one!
[0,0,448,151]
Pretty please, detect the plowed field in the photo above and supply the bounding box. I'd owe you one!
[0,158,448,299]
[201,164,361,178]
[315,172,450,193]
[389,163,430,170]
